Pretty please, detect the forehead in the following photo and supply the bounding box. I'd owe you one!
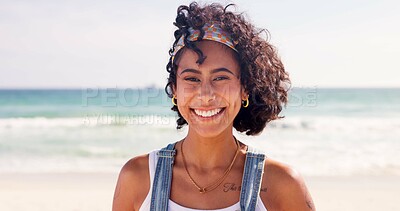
[176,41,239,74]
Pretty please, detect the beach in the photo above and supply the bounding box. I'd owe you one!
[0,173,117,211]
[0,172,399,211]
[307,176,400,211]
[1,88,399,210]
[1,0,399,208]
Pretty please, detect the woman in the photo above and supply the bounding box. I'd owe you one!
[113,2,315,211]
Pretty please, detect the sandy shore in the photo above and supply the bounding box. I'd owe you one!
[305,176,400,211]
[0,173,399,211]
[0,172,118,211]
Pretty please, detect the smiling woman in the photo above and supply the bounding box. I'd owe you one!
[112,2,314,211]
[174,41,243,137]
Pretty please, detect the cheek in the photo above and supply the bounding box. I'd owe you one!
[176,85,196,104]
[224,83,242,102]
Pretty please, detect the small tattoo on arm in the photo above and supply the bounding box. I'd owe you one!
[300,179,315,210]
[306,200,315,210]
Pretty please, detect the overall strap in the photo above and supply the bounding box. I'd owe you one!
[239,145,266,211]
[150,143,177,211]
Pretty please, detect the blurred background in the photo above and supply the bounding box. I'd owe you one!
[0,0,399,210]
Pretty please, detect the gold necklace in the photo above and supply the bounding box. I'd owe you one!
[180,137,240,194]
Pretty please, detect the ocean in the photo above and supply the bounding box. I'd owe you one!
[0,88,399,176]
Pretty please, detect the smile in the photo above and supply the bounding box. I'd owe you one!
[191,108,225,118]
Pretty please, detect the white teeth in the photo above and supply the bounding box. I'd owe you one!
[193,108,222,117]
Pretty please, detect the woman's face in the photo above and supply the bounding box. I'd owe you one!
[174,41,246,137]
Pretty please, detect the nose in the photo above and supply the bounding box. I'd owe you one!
[197,81,215,104]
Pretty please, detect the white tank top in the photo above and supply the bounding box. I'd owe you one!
[138,150,268,211]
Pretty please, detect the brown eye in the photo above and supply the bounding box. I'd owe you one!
[184,77,200,82]
[214,76,229,81]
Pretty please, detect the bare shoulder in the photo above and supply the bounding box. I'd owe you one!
[260,158,315,211]
[112,153,150,211]
[120,154,149,177]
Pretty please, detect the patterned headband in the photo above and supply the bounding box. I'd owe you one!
[171,23,238,63]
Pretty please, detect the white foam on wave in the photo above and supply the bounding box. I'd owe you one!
[240,115,400,176]
[0,115,179,129]
[2,115,399,132]
[0,117,86,128]
[1,115,399,176]
[269,115,400,132]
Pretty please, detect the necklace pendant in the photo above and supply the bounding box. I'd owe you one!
[182,138,241,195]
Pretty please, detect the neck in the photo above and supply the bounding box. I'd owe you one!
[181,128,238,170]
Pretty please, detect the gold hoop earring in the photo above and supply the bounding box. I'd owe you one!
[242,98,249,108]
[172,96,177,106]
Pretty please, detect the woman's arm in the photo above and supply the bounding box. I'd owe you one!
[261,159,316,211]
[112,154,150,211]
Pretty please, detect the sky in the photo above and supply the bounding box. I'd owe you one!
[0,0,399,88]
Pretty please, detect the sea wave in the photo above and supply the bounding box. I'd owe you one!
[1,115,399,130]
[0,115,178,129]
[1,115,399,176]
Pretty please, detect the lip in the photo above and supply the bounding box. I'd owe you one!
[190,107,226,120]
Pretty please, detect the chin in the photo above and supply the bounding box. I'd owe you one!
[189,125,230,138]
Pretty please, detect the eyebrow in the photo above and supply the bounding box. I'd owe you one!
[180,68,235,76]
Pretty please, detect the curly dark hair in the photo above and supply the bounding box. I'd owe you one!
[164,2,291,135]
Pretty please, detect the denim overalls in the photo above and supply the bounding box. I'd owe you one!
[150,142,266,211]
